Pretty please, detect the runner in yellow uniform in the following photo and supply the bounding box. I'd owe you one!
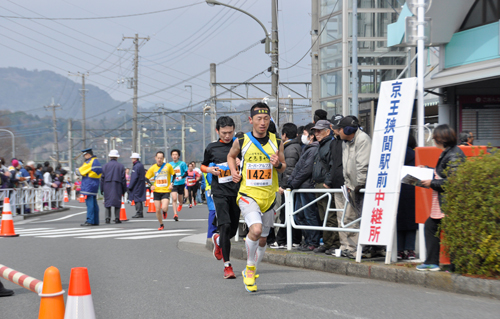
[227,102,286,292]
[145,151,175,230]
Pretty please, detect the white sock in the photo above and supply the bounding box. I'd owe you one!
[256,245,267,272]
[245,237,259,266]
[224,261,231,268]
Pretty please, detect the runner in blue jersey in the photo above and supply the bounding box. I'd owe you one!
[169,149,188,221]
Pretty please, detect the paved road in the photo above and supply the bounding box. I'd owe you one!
[1,203,499,318]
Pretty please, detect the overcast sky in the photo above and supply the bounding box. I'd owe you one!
[0,0,312,116]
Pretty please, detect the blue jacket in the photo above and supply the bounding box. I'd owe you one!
[101,159,126,208]
[79,156,102,196]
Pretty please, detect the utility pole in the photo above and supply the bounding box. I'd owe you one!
[352,0,359,117]
[68,119,73,180]
[271,0,279,126]
[69,72,88,148]
[45,98,61,164]
[288,96,293,123]
[181,114,186,162]
[123,34,150,153]
[311,0,320,115]
[157,104,169,156]
[210,63,217,142]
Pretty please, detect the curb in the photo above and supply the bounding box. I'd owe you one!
[205,240,500,300]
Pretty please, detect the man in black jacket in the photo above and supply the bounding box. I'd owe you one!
[129,153,146,218]
[286,123,322,250]
[324,115,354,254]
[311,120,340,254]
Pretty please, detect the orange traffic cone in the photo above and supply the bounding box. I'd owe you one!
[145,189,150,207]
[131,200,135,206]
[64,267,96,319]
[84,195,87,200]
[119,197,128,221]
[63,190,69,203]
[0,198,19,237]
[38,266,65,319]
[79,194,85,203]
[147,194,156,213]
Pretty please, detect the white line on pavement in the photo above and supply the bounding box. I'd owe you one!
[63,205,87,208]
[16,228,84,235]
[76,229,194,239]
[23,228,116,237]
[127,219,208,222]
[15,228,52,232]
[36,211,87,223]
[116,233,191,240]
[258,281,365,286]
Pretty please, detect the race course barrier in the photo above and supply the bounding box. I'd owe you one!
[0,263,43,294]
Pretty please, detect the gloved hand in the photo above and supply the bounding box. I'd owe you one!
[354,185,365,194]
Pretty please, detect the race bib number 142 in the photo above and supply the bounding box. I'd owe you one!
[246,163,272,187]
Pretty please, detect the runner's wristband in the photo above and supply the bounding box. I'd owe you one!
[276,162,283,169]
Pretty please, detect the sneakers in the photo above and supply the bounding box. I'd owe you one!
[177,205,183,212]
[407,250,416,260]
[105,218,110,224]
[212,233,223,260]
[313,246,328,254]
[189,204,192,208]
[325,248,337,255]
[298,245,316,251]
[292,243,301,248]
[397,250,407,260]
[269,242,285,249]
[158,224,164,231]
[163,211,167,219]
[223,266,236,279]
[194,200,197,206]
[173,214,179,221]
[416,264,440,271]
[114,218,122,224]
[242,265,259,292]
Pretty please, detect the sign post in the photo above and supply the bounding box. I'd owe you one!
[356,78,417,264]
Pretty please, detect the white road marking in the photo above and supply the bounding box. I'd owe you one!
[24,228,116,237]
[259,295,368,319]
[36,211,87,223]
[76,229,194,239]
[15,218,41,225]
[258,281,365,286]
[16,228,85,235]
[63,205,87,208]
[15,228,52,232]
[128,219,208,222]
[117,233,191,240]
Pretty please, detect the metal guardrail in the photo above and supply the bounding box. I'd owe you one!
[235,188,362,250]
[0,188,65,216]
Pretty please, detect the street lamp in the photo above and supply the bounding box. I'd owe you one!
[205,0,270,54]
[0,129,15,159]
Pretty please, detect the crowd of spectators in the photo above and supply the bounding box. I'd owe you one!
[0,158,69,213]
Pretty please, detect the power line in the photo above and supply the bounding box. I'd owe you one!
[0,2,203,20]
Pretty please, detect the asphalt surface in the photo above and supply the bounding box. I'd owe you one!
[1,202,499,319]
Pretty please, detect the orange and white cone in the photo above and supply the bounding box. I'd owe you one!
[79,195,85,203]
[38,266,65,319]
[64,267,95,319]
[145,189,150,207]
[147,194,156,213]
[130,200,135,206]
[0,198,19,237]
[63,190,69,203]
[119,197,128,221]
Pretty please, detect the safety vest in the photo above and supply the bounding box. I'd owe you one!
[203,173,211,191]
[237,132,279,212]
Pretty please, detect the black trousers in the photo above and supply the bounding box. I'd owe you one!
[135,201,143,215]
[424,217,442,265]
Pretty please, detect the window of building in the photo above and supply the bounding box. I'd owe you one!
[460,0,500,31]
[321,0,343,17]
[320,14,342,44]
[321,99,342,117]
[348,0,401,9]
[349,68,404,94]
[321,70,342,98]
[348,12,398,38]
[320,42,342,71]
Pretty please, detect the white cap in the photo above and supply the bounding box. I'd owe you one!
[130,152,141,159]
[108,149,120,158]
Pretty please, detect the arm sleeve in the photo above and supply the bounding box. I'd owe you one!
[128,168,137,190]
[79,162,92,176]
[356,136,371,186]
[145,167,153,180]
[324,143,335,188]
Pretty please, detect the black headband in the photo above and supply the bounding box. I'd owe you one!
[251,108,270,118]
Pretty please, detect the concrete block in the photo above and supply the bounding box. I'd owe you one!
[304,257,326,272]
[346,262,370,278]
[230,246,244,260]
[425,271,453,292]
[285,254,307,268]
[370,265,398,283]
[266,252,286,266]
[397,268,427,286]
[453,275,491,297]
[489,279,500,300]
[324,259,348,275]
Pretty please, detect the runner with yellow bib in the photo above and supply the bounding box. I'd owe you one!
[227,102,286,293]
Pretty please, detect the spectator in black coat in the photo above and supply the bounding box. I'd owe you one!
[129,153,146,218]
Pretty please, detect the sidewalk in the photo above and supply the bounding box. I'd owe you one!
[203,238,500,300]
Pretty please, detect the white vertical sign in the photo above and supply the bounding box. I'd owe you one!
[357,78,417,261]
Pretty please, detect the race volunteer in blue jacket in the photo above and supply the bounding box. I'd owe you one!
[77,148,103,226]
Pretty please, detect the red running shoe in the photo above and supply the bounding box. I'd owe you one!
[224,265,236,279]
[189,204,192,208]
[173,214,179,221]
[163,211,167,219]
[212,233,222,260]
[158,224,164,231]
[194,200,197,206]
[177,204,183,212]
